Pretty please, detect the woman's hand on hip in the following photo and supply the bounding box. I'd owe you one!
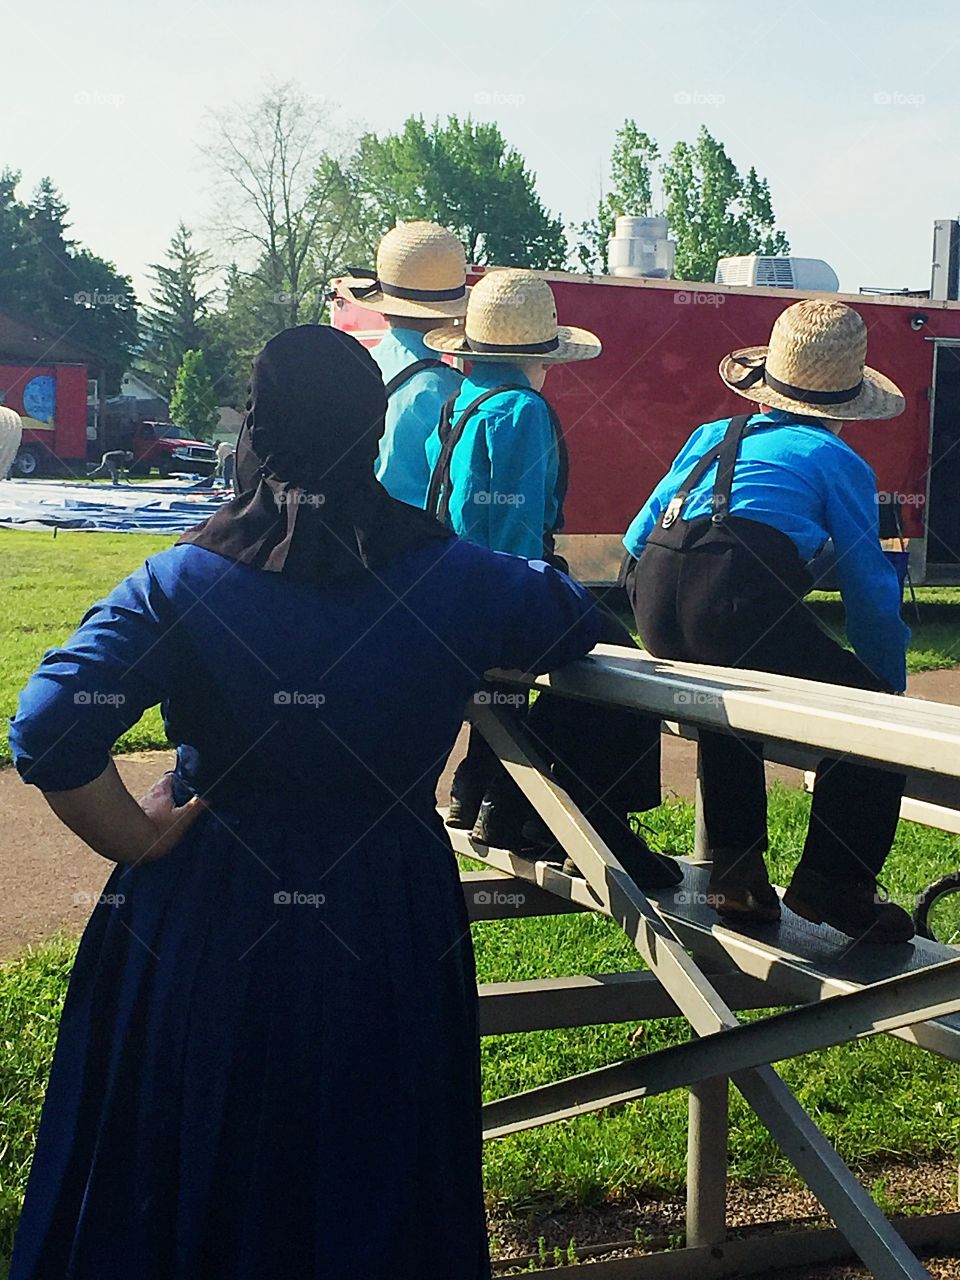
[44,760,207,864]
[136,772,208,861]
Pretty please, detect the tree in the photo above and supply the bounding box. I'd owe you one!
[0,172,139,389]
[169,349,220,440]
[201,264,279,407]
[574,122,660,273]
[661,127,789,281]
[0,169,31,305]
[139,222,218,398]
[23,176,74,303]
[69,248,140,387]
[346,115,567,270]
[203,81,364,330]
[572,121,789,282]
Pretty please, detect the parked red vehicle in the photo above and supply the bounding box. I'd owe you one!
[128,422,217,478]
[332,267,960,584]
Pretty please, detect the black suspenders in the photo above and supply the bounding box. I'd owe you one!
[383,358,457,399]
[660,414,752,530]
[426,385,569,542]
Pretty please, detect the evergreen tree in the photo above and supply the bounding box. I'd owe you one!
[169,349,220,440]
[140,223,218,398]
[0,168,28,303]
[24,178,139,383]
[0,174,139,388]
[201,264,280,409]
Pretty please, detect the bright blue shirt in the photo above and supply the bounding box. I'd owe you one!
[424,361,560,560]
[372,328,463,508]
[623,410,911,691]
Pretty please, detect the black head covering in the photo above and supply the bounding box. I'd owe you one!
[179,325,452,583]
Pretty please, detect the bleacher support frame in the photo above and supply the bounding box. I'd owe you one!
[450,647,960,1279]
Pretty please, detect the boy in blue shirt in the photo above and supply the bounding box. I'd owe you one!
[337,222,466,508]
[425,269,681,889]
[623,298,913,942]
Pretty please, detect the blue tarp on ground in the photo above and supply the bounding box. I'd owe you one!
[0,479,230,534]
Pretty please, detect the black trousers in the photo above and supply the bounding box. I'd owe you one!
[625,541,905,883]
[455,598,662,822]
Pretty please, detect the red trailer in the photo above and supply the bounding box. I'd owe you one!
[332,269,960,584]
[0,311,93,477]
[0,363,89,477]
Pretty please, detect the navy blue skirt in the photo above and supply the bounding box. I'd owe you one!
[11,803,490,1280]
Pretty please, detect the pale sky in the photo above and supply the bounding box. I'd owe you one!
[4,0,959,302]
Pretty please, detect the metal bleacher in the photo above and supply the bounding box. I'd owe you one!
[450,645,960,1280]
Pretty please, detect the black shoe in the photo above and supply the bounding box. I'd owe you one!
[561,819,684,890]
[446,792,482,830]
[445,768,486,830]
[784,866,914,944]
[708,849,781,925]
[470,784,534,852]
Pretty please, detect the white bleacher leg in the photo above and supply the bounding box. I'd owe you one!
[686,1076,728,1248]
[693,740,710,863]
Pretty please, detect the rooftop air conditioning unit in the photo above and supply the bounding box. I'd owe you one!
[607,216,676,279]
[715,256,839,292]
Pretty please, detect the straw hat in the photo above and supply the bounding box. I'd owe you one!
[424,269,602,364]
[719,298,904,421]
[335,222,468,319]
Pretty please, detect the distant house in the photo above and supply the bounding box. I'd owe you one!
[214,405,243,443]
[119,371,169,410]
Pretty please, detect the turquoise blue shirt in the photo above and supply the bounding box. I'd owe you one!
[623,410,910,691]
[372,328,463,508]
[424,362,560,560]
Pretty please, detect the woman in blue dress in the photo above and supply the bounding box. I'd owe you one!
[8,325,600,1280]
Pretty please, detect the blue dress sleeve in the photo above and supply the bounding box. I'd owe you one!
[9,559,185,791]
[484,552,600,675]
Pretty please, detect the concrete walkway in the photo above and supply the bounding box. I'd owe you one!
[2,666,959,960]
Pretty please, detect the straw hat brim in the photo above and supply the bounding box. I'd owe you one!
[424,323,601,364]
[336,276,468,320]
[719,345,905,421]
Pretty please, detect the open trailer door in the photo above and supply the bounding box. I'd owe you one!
[925,340,960,580]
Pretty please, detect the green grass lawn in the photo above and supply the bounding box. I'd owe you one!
[1,789,959,1259]
[808,587,960,674]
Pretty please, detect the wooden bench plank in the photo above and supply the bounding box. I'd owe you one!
[490,645,960,779]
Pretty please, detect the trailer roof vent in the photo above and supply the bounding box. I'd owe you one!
[607,216,676,279]
[715,255,840,293]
